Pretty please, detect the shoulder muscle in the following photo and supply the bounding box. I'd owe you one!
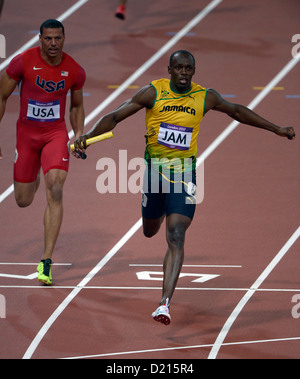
[204,88,237,116]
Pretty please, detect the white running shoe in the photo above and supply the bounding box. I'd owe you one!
[152,298,171,325]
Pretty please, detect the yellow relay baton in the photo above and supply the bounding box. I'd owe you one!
[69,132,114,159]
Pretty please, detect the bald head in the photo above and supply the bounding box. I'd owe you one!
[169,50,195,68]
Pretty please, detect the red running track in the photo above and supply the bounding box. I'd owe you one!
[0,0,299,360]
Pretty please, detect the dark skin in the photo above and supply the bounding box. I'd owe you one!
[74,52,295,307]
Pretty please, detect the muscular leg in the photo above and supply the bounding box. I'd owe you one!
[142,214,165,238]
[41,169,67,260]
[15,169,66,260]
[14,172,40,208]
[160,213,192,305]
[143,211,192,306]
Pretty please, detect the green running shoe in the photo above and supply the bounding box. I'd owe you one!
[37,259,53,285]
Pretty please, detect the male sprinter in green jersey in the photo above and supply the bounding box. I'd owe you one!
[74,50,295,325]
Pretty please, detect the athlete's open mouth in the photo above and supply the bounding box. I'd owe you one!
[179,78,188,85]
[48,49,58,55]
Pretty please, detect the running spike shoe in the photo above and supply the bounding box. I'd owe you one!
[152,298,171,325]
[37,258,53,285]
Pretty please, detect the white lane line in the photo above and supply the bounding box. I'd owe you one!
[208,225,300,359]
[62,336,300,359]
[0,263,72,265]
[78,0,224,131]
[0,184,14,204]
[196,51,300,166]
[21,0,223,359]
[22,16,300,361]
[0,0,89,204]
[1,285,299,292]
[0,0,223,205]
[22,218,141,360]
[129,264,242,268]
[0,0,89,72]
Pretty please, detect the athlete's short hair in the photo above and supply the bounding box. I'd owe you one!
[40,19,65,35]
[169,50,195,67]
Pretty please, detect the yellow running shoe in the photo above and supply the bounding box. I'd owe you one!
[37,259,53,285]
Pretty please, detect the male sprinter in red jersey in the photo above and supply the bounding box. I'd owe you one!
[0,19,86,285]
[74,50,295,325]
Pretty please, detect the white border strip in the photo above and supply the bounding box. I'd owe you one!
[208,225,300,359]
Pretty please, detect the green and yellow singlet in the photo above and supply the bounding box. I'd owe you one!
[144,78,207,172]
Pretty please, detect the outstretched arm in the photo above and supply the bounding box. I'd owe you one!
[74,84,155,150]
[0,72,19,159]
[205,88,295,140]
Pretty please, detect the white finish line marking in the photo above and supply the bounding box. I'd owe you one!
[129,264,242,268]
[62,336,300,359]
[0,285,299,292]
[0,263,72,265]
[0,263,72,280]
[0,273,38,280]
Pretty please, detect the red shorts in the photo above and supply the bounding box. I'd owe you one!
[14,122,70,183]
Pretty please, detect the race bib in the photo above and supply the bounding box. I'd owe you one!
[158,122,193,150]
[27,99,60,122]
